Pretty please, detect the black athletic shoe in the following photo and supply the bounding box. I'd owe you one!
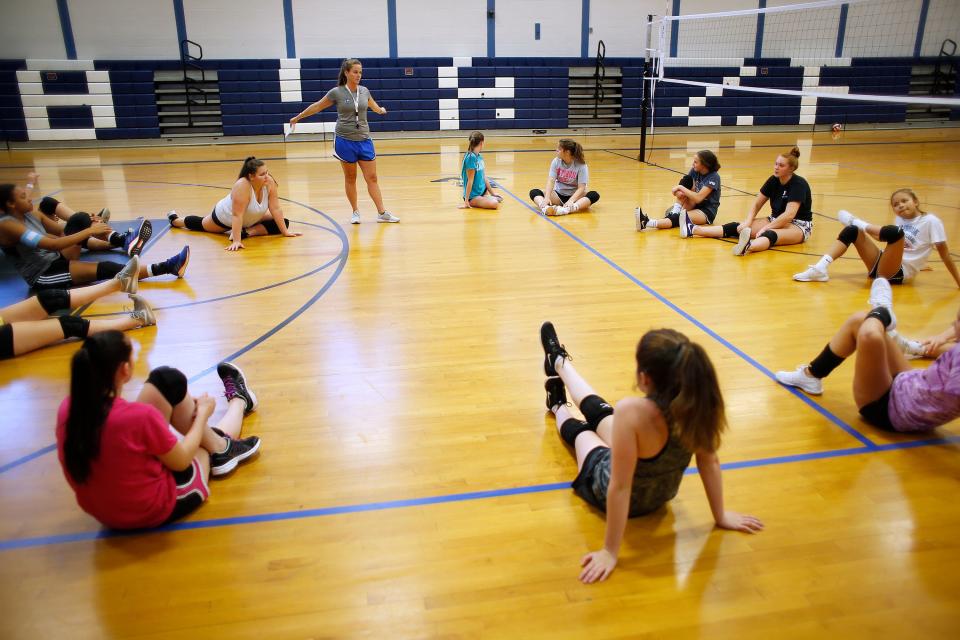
[217,361,258,414]
[634,207,649,231]
[209,427,261,476]
[545,377,567,411]
[124,218,153,257]
[540,321,571,377]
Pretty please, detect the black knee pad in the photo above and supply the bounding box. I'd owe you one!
[559,418,593,447]
[879,224,904,244]
[261,218,290,235]
[146,366,188,407]
[58,315,90,339]
[759,230,778,247]
[38,196,61,217]
[579,394,614,430]
[64,212,92,248]
[866,307,893,329]
[837,224,859,245]
[665,213,680,227]
[183,215,205,231]
[0,324,13,360]
[679,175,694,189]
[721,221,740,238]
[586,191,600,204]
[96,261,122,280]
[37,288,70,314]
[529,189,544,201]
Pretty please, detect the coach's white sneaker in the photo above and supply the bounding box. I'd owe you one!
[776,365,823,395]
[350,211,361,224]
[377,211,400,223]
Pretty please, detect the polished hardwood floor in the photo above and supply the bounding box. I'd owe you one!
[0,128,958,638]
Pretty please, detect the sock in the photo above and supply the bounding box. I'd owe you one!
[148,261,168,277]
[108,231,125,247]
[808,344,845,379]
[814,255,833,272]
[852,217,868,231]
[569,202,580,212]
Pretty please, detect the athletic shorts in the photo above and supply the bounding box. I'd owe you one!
[163,458,210,524]
[0,321,13,360]
[571,445,611,512]
[555,190,600,206]
[858,385,895,432]
[333,136,376,163]
[868,251,906,284]
[32,256,73,291]
[767,216,812,242]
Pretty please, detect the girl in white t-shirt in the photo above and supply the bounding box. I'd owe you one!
[793,188,960,287]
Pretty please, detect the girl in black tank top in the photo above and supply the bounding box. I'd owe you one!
[539,322,764,583]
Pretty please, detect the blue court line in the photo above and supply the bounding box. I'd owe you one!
[4,435,958,553]
[0,199,348,476]
[498,184,876,448]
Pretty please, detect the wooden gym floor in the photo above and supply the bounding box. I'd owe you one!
[0,128,958,638]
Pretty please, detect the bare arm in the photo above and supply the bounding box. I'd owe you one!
[266,177,298,237]
[289,96,334,130]
[695,450,764,533]
[673,184,713,206]
[157,395,215,471]
[740,193,769,229]
[226,181,251,251]
[367,96,386,115]
[461,168,476,208]
[569,184,587,203]
[758,201,800,232]
[935,242,960,289]
[0,217,109,252]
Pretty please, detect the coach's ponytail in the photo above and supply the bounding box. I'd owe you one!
[63,331,131,484]
[338,58,362,86]
[636,329,726,453]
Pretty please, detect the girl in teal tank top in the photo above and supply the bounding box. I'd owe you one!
[459,131,502,210]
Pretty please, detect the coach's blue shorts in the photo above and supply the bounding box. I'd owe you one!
[333,136,376,163]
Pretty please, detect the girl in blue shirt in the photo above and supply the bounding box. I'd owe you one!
[459,132,501,210]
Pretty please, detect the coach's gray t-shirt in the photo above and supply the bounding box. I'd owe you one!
[323,85,371,141]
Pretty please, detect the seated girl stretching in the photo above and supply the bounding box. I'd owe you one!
[793,188,960,287]
[540,322,763,583]
[0,257,154,360]
[686,147,812,255]
[636,150,721,235]
[776,278,959,433]
[529,139,600,216]
[168,157,300,252]
[57,333,262,529]
[459,131,502,210]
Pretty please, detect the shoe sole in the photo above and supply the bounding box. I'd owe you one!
[117,256,140,294]
[679,210,690,238]
[732,227,751,255]
[127,220,153,257]
[351,218,361,224]
[376,218,399,223]
[217,361,259,413]
[175,248,190,278]
[775,373,822,395]
[210,437,261,476]
[634,209,647,231]
[793,273,828,282]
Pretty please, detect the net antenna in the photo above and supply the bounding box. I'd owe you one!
[640,0,960,154]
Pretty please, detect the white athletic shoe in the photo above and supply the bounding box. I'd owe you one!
[776,365,823,395]
[555,206,571,216]
[732,227,752,256]
[377,211,400,223]
[350,211,361,224]
[889,331,926,359]
[837,209,856,227]
[115,255,140,294]
[868,277,897,331]
[679,209,692,238]
[793,265,829,282]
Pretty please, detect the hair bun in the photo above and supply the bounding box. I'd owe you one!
[789,147,800,158]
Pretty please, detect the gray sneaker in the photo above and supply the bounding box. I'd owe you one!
[377,211,400,223]
[128,293,156,327]
[732,226,752,256]
[115,255,140,294]
[97,208,111,223]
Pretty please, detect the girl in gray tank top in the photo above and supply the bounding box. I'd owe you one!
[539,322,764,583]
[288,58,400,225]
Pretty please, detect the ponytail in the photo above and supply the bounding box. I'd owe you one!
[636,329,726,453]
[558,138,585,164]
[63,331,131,484]
[0,183,15,213]
[467,131,484,153]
